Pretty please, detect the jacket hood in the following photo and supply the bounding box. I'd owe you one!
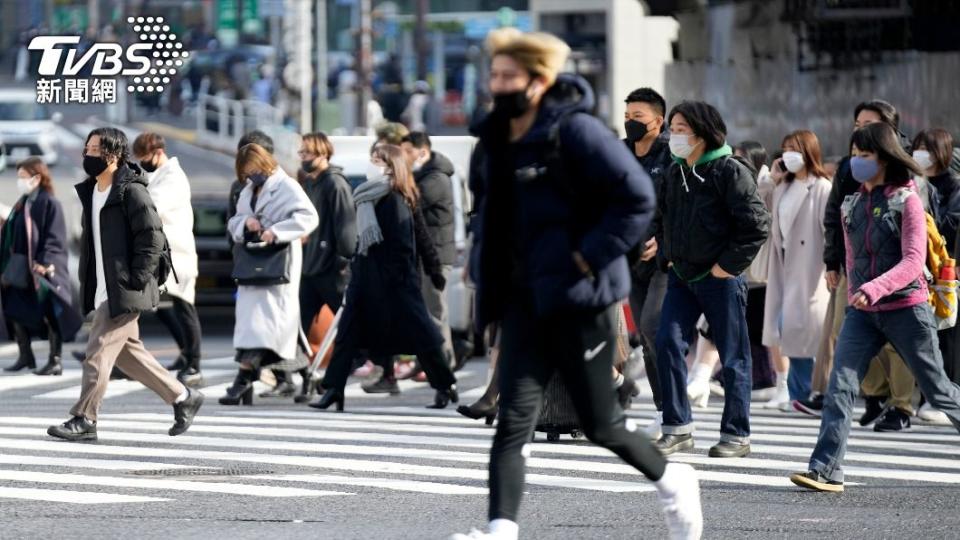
[417,151,455,179]
[672,144,733,168]
[470,73,595,142]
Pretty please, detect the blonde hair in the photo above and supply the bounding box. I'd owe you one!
[485,28,570,86]
[236,143,278,181]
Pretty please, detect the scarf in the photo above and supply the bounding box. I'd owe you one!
[353,179,393,256]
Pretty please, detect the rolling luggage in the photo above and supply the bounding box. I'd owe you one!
[535,374,583,442]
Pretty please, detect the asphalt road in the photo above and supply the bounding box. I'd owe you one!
[1,314,960,540]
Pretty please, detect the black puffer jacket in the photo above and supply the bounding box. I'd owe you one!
[655,147,770,281]
[75,164,165,317]
[414,151,456,265]
[625,133,672,282]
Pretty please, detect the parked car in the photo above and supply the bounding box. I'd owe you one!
[192,194,235,306]
[0,89,62,166]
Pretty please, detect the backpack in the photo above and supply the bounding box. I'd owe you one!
[885,188,957,329]
[120,186,178,288]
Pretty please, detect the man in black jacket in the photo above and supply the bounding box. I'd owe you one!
[293,132,357,400]
[401,132,457,369]
[623,87,673,438]
[47,128,203,442]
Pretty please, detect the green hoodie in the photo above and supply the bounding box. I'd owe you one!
[671,144,733,168]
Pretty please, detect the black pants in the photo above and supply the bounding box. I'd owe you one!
[629,270,667,410]
[299,273,346,338]
[489,302,666,522]
[12,300,61,358]
[154,295,202,369]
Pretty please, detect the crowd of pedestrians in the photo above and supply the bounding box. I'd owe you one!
[5,25,960,540]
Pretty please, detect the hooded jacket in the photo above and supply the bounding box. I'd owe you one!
[625,132,672,282]
[469,73,655,329]
[654,146,770,281]
[75,164,165,317]
[414,151,456,265]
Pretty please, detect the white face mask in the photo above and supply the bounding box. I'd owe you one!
[913,150,934,171]
[782,151,805,173]
[365,161,387,183]
[669,133,700,159]
[412,153,428,172]
[16,175,39,195]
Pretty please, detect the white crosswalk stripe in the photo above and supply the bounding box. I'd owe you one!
[0,372,958,506]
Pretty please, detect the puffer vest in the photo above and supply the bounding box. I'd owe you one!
[842,186,923,306]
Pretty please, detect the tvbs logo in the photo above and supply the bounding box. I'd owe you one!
[28,16,187,103]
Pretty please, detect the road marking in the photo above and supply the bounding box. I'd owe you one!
[0,487,168,504]
[0,373,82,393]
[0,454,216,472]
[245,474,488,495]
[0,470,349,498]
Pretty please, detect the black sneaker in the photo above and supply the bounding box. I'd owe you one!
[165,355,188,371]
[859,396,886,426]
[874,407,911,432]
[793,394,824,417]
[362,375,401,395]
[170,388,205,436]
[47,416,97,442]
[708,441,751,458]
[790,470,843,492]
[654,434,694,456]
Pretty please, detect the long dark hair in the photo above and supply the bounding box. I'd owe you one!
[372,144,419,209]
[84,127,130,166]
[912,128,954,174]
[735,141,767,175]
[850,123,923,186]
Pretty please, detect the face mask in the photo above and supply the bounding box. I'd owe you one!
[301,159,317,173]
[140,158,158,173]
[247,173,269,188]
[365,162,387,183]
[669,133,700,159]
[17,175,38,195]
[850,156,880,183]
[412,153,428,172]
[913,150,934,171]
[492,86,532,119]
[83,155,109,177]
[782,151,805,173]
[624,120,650,143]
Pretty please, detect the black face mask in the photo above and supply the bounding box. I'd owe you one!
[493,88,532,119]
[247,173,269,188]
[624,119,651,143]
[83,155,109,177]
[140,159,158,173]
[301,159,317,173]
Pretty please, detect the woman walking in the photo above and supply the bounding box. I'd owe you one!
[220,143,319,405]
[761,130,832,410]
[310,144,459,411]
[791,122,960,493]
[2,157,81,375]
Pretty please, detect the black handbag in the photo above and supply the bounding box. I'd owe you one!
[231,241,291,286]
[1,253,31,289]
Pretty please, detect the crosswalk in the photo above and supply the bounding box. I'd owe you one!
[1,366,959,507]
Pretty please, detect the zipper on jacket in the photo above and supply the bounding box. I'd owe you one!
[865,189,877,279]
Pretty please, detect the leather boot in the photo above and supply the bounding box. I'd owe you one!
[4,322,36,372]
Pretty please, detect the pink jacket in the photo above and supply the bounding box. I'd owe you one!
[843,182,929,311]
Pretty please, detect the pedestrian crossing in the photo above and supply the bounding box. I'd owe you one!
[0,369,958,507]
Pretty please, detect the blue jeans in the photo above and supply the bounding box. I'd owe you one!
[788,357,814,401]
[655,271,753,444]
[810,304,960,482]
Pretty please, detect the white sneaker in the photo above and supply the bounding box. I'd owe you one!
[751,387,776,402]
[917,403,951,425]
[657,463,704,540]
[763,383,790,410]
[687,380,710,409]
[645,411,663,440]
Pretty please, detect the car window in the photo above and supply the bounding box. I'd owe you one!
[0,101,49,121]
[194,207,227,236]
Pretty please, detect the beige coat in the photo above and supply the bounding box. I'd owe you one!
[762,177,832,358]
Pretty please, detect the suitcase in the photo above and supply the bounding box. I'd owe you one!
[446,269,474,332]
[307,304,337,368]
[535,375,583,442]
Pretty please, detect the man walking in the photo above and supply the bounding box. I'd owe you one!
[47,127,203,441]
